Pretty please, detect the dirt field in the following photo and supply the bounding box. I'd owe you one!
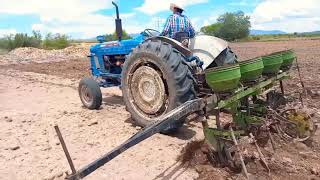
[0,39,320,180]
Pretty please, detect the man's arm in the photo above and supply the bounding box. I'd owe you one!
[186,17,195,38]
[160,16,172,36]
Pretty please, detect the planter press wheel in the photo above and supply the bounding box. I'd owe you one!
[278,109,317,142]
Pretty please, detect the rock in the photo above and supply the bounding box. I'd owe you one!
[311,168,318,175]
[286,167,298,174]
[5,117,13,122]
[299,151,309,158]
[194,166,203,173]
[252,152,260,159]
[282,157,292,164]
[135,126,142,130]
[88,121,98,126]
[295,142,309,151]
[10,146,20,151]
[56,172,64,177]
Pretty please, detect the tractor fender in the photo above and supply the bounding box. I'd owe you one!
[188,35,228,70]
[145,36,192,57]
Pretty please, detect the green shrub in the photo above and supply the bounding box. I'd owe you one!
[0,31,42,50]
[0,38,8,49]
[105,30,132,41]
[43,33,70,50]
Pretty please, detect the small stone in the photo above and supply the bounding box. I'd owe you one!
[311,168,318,175]
[88,121,98,126]
[282,157,292,164]
[299,151,308,159]
[63,111,68,114]
[295,142,308,151]
[10,146,20,151]
[135,126,141,130]
[6,117,13,122]
[56,172,64,177]
[56,142,60,145]
[252,152,260,159]
[194,166,203,173]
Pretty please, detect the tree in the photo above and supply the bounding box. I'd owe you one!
[105,30,132,41]
[200,23,223,37]
[201,11,251,41]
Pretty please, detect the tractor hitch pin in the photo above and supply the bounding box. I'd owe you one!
[230,127,249,179]
[54,125,78,179]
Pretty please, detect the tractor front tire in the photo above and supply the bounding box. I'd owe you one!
[121,39,197,132]
[78,77,102,110]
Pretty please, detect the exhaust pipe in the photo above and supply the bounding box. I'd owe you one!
[112,1,123,41]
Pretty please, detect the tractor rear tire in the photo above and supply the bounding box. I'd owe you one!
[122,39,197,133]
[78,77,102,110]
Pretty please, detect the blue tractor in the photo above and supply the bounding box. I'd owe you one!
[79,2,237,132]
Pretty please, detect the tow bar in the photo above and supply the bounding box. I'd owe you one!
[55,98,204,180]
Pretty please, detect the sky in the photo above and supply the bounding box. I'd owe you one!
[0,0,319,38]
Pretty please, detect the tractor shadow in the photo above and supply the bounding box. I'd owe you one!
[102,95,124,106]
[171,126,197,140]
[152,161,190,180]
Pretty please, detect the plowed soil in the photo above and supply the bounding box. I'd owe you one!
[0,39,320,180]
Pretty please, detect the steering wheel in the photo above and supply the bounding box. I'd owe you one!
[143,29,160,37]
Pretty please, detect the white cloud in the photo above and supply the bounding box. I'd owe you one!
[136,0,208,15]
[0,28,16,37]
[251,0,320,32]
[0,0,145,38]
[229,0,262,7]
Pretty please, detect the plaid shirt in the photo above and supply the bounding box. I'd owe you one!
[160,13,195,38]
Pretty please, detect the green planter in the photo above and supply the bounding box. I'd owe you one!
[205,64,241,92]
[262,54,283,75]
[270,50,295,71]
[239,57,264,82]
[281,50,295,70]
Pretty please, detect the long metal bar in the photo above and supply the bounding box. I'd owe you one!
[67,98,204,180]
[218,72,288,109]
[230,127,248,179]
[54,126,77,175]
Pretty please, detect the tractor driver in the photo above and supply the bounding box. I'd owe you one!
[160,3,195,42]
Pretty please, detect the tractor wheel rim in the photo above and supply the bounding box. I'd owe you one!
[130,65,166,115]
[81,85,93,106]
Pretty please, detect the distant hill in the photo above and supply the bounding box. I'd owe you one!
[299,31,320,35]
[250,30,287,35]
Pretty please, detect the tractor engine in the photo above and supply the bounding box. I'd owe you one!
[103,55,125,74]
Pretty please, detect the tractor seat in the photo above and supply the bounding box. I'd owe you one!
[173,32,190,47]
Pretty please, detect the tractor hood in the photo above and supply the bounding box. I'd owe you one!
[189,35,228,70]
[90,34,144,55]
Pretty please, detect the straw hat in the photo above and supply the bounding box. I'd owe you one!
[170,3,184,12]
